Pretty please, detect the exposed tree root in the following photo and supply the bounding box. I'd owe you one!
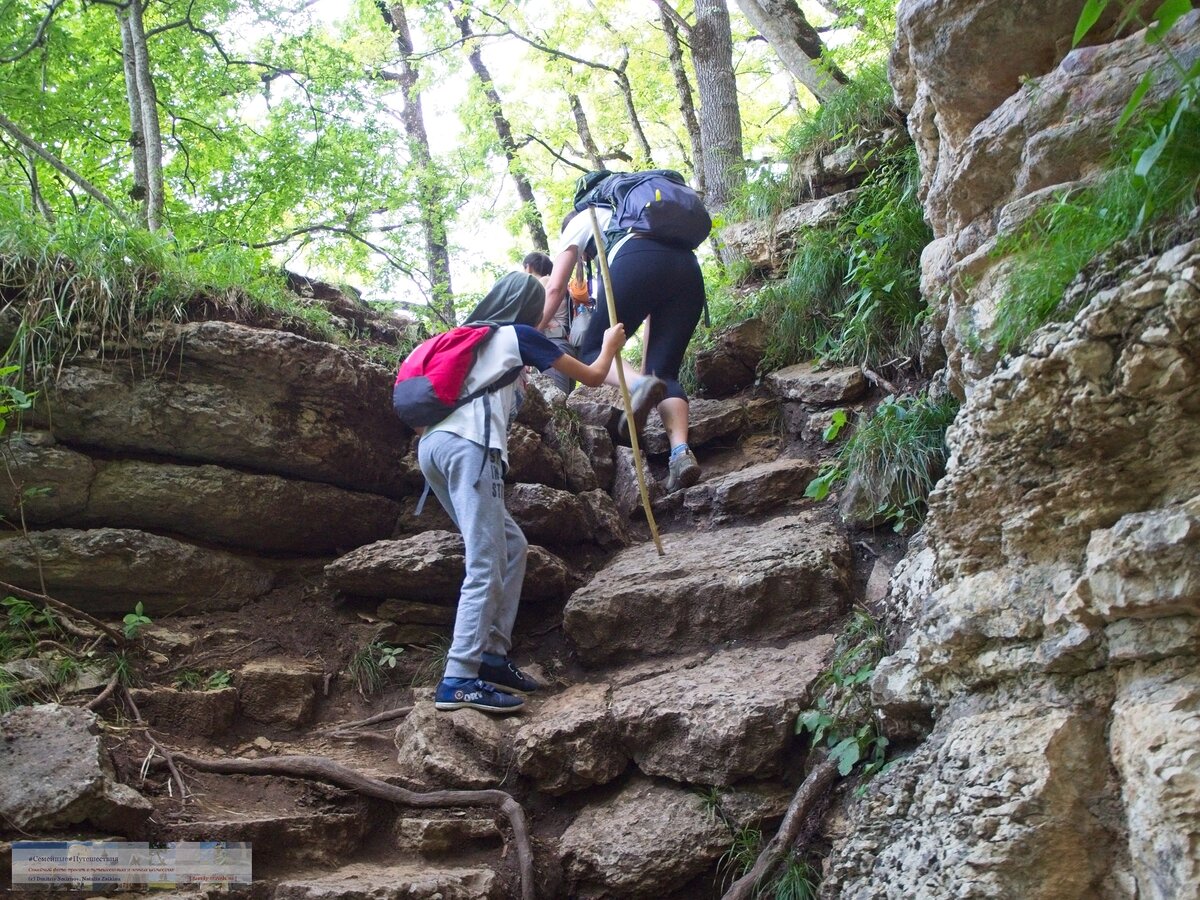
[86,671,121,711]
[172,752,537,900]
[722,756,839,900]
[122,687,189,803]
[319,705,413,732]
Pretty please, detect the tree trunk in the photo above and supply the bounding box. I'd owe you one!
[0,111,127,220]
[569,93,606,170]
[733,0,847,102]
[692,0,745,214]
[380,1,455,324]
[658,6,705,192]
[117,11,148,220]
[122,0,164,231]
[452,5,549,252]
[613,55,654,165]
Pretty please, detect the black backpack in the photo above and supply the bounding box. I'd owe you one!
[572,169,711,252]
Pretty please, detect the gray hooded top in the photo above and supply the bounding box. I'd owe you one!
[464,271,545,328]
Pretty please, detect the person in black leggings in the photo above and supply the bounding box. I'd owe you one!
[576,235,705,491]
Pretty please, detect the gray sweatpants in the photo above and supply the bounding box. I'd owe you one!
[417,430,528,679]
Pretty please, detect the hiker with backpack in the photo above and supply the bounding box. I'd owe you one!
[538,170,710,492]
[394,271,626,714]
[523,251,574,395]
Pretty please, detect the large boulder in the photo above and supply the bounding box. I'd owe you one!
[505,484,627,549]
[679,457,817,522]
[0,704,152,833]
[610,635,834,785]
[641,396,776,456]
[0,528,274,615]
[558,777,727,899]
[564,514,852,665]
[393,702,519,790]
[722,191,859,275]
[693,318,767,396]
[35,320,414,498]
[512,683,628,795]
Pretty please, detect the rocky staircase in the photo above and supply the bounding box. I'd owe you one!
[0,284,900,899]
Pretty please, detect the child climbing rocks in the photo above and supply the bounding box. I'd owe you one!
[412,272,626,714]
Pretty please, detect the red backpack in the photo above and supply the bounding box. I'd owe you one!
[392,325,523,429]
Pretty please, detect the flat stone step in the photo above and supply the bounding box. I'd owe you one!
[273,863,498,900]
[564,513,852,666]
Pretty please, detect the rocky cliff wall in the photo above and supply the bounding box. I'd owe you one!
[824,4,1200,897]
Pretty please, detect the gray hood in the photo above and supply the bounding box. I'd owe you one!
[465,272,545,327]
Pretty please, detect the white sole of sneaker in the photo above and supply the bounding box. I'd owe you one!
[435,700,524,713]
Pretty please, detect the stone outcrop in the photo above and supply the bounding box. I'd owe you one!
[512,683,629,795]
[893,4,1200,383]
[693,318,767,396]
[323,531,575,604]
[558,777,728,899]
[274,864,498,900]
[564,514,851,665]
[35,320,415,498]
[0,527,275,614]
[826,217,1200,893]
[0,704,152,833]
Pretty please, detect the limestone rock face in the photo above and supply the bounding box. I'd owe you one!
[0,527,274,614]
[642,396,776,455]
[558,777,728,899]
[680,457,817,523]
[827,699,1115,899]
[324,531,575,604]
[722,191,859,275]
[0,704,152,833]
[828,243,1200,890]
[38,320,414,498]
[564,514,851,665]
[767,363,865,405]
[893,1,1200,383]
[506,483,626,549]
[610,636,834,785]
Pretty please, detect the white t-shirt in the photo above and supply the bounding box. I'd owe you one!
[424,328,524,469]
[549,208,615,338]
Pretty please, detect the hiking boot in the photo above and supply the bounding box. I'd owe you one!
[434,678,525,714]
[666,448,701,493]
[478,657,542,695]
[616,376,668,443]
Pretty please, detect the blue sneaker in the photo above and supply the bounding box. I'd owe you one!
[434,678,525,714]
[478,657,542,695]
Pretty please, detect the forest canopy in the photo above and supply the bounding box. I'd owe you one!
[0,0,897,323]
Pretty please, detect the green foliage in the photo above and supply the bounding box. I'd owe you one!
[0,365,35,436]
[783,60,897,164]
[806,392,958,531]
[174,668,232,691]
[993,1,1200,355]
[745,150,930,373]
[122,602,152,639]
[349,641,403,696]
[0,199,341,384]
[822,410,848,442]
[409,637,452,688]
[796,609,891,786]
[717,825,763,890]
[767,854,820,900]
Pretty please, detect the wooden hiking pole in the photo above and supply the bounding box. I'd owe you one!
[588,206,665,557]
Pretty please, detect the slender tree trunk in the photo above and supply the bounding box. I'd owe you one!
[0,111,128,219]
[117,11,148,220]
[122,0,164,230]
[451,5,548,252]
[658,6,705,192]
[692,0,745,214]
[613,55,654,165]
[733,0,847,102]
[25,150,54,223]
[380,1,455,324]
[569,93,606,170]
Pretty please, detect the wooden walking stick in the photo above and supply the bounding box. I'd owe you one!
[588,207,665,557]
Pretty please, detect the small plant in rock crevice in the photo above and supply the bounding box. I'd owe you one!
[718,825,764,890]
[349,641,404,697]
[806,392,958,532]
[767,852,821,900]
[796,608,892,789]
[122,602,153,639]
